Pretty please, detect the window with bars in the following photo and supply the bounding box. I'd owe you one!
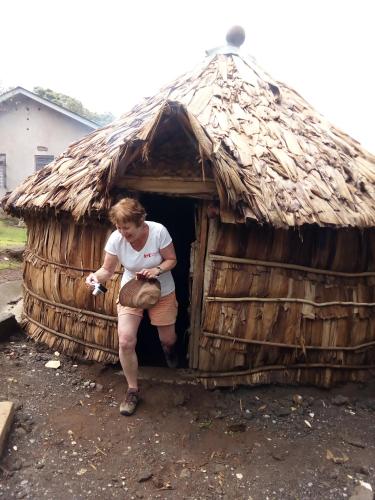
[0,154,6,189]
[35,155,54,171]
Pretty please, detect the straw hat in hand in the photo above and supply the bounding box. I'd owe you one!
[119,277,161,309]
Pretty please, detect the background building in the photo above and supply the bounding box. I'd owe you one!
[0,87,97,197]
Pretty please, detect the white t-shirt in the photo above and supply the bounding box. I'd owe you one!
[104,221,175,297]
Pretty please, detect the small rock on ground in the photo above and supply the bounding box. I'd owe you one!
[332,395,349,406]
[179,468,191,479]
[349,484,373,500]
[138,471,153,483]
[276,407,291,417]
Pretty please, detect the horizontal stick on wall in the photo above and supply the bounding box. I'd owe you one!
[24,249,122,275]
[210,254,375,278]
[24,285,118,322]
[198,362,375,379]
[24,313,118,355]
[202,331,375,351]
[205,296,375,307]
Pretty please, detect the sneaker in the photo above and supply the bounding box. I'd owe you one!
[120,389,140,416]
[162,345,178,369]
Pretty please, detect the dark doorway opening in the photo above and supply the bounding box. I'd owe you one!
[136,194,196,367]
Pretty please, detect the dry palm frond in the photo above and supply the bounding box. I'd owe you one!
[3,53,375,228]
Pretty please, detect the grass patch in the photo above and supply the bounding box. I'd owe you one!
[0,259,22,271]
[0,220,26,249]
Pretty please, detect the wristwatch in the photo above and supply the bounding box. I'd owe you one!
[156,266,163,275]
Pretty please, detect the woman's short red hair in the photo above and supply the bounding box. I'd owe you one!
[109,198,146,227]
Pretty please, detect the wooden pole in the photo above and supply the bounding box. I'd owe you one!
[189,201,209,369]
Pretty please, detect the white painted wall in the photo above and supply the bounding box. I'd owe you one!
[0,95,95,196]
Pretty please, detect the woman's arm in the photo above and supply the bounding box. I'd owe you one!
[158,242,177,272]
[85,252,119,287]
[137,242,177,279]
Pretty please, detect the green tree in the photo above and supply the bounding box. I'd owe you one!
[33,87,114,126]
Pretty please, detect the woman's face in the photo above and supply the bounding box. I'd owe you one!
[116,221,144,243]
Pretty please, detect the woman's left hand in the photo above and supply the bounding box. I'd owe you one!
[136,267,160,280]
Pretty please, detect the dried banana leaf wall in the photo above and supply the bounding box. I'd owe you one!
[199,221,375,388]
[19,210,375,389]
[22,214,121,363]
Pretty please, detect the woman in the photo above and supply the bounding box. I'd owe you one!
[86,197,178,416]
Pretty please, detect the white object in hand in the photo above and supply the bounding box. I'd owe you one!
[92,283,107,296]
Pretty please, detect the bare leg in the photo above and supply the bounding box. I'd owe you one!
[157,324,177,352]
[118,314,142,390]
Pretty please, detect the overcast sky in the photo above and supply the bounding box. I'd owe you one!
[1,0,375,152]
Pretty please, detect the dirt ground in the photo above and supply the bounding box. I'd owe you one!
[0,267,22,285]
[0,249,24,285]
[1,270,375,500]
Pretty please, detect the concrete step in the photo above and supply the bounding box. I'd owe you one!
[0,280,23,322]
[0,402,15,458]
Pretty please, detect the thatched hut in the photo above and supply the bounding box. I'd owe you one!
[3,28,375,388]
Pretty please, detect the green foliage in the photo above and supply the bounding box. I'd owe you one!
[0,220,27,249]
[33,86,115,126]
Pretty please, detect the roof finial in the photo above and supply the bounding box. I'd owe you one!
[226,26,246,47]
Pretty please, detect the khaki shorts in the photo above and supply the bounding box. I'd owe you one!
[117,291,178,326]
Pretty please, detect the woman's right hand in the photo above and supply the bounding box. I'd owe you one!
[85,273,99,289]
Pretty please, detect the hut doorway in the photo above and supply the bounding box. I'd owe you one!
[135,194,197,367]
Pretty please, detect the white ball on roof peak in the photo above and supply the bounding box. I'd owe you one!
[226,26,246,47]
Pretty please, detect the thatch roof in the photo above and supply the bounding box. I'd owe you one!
[3,43,375,227]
